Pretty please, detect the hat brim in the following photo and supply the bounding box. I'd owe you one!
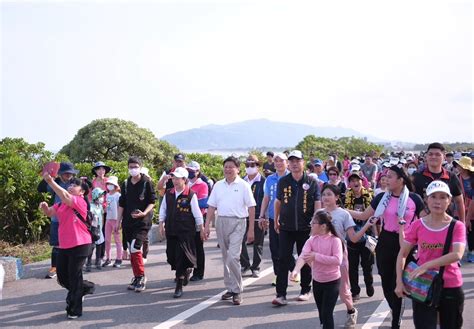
[288,156,303,160]
[92,166,111,175]
[59,169,79,175]
[453,161,474,171]
[348,174,362,181]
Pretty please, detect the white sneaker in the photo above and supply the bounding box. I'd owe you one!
[143,258,148,264]
[271,296,288,306]
[296,293,310,301]
[345,308,358,327]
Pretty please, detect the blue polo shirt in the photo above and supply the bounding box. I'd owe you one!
[264,170,289,220]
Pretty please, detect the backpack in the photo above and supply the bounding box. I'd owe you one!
[73,208,101,242]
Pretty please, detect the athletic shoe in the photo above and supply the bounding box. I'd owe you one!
[352,293,360,301]
[241,267,250,276]
[135,276,147,292]
[251,270,260,278]
[128,277,139,290]
[232,293,242,305]
[113,260,122,268]
[85,264,92,272]
[289,273,300,283]
[190,275,203,281]
[221,291,234,300]
[272,296,288,306]
[271,277,277,286]
[345,308,358,327]
[296,293,310,301]
[366,285,375,297]
[102,259,112,267]
[67,314,80,319]
[45,267,57,279]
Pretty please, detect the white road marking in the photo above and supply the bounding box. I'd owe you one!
[360,299,391,329]
[153,266,274,329]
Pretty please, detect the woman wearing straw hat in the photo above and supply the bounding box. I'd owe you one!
[453,156,474,262]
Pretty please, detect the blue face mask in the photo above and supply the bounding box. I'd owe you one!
[188,171,196,179]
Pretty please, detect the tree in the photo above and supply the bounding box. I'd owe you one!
[60,118,179,171]
[295,135,383,160]
[0,138,52,243]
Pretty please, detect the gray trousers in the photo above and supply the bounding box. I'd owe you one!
[215,216,246,294]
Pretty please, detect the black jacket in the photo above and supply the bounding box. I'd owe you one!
[276,172,321,232]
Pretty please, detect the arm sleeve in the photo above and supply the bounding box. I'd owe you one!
[190,194,204,225]
[118,182,126,208]
[207,184,218,208]
[370,192,384,210]
[344,211,356,230]
[244,183,257,207]
[449,174,463,197]
[146,180,157,205]
[159,195,167,223]
[37,179,49,193]
[263,179,270,196]
[314,237,343,265]
[276,179,284,201]
[404,220,419,245]
[313,181,321,201]
[411,193,425,217]
[452,221,466,245]
[301,237,314,254]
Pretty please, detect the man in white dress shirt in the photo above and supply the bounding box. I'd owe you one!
[204,156,256,305]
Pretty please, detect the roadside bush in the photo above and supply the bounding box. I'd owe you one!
[0,138,52,244]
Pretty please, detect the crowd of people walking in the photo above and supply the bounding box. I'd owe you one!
[37,143,474,328]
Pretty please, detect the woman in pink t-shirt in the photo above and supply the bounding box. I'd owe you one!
[395,181,466,329]
[39,173,94,319]
[290,210,343,329]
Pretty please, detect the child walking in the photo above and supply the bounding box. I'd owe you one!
[85,187,106,271]
[291,210,343,329]
[103,176,123,268]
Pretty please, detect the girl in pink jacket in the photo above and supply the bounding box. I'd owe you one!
[291,210,343,329]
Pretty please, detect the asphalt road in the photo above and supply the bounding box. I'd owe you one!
[1,229,473,329]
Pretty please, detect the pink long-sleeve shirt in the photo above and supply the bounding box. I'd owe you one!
[301,234,343,283]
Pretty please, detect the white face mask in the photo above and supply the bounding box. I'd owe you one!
[107,184,115,191]
[97,197,104,204]
[246,167,258,176]
[407,168,416,175]
[129,168,140,177]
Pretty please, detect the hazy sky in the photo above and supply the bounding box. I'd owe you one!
[1,0,472,151]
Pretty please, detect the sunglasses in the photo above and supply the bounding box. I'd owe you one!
[245,163,257,168]
[328,172,338,176]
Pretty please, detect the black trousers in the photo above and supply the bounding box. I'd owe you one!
[57,244,93,316]
[313,279,340,329]
[347,240,374,295]
[166,233,196,277]
[375,230,405,328]
[276,230,311,297]
[240,219,265,271]
[193,231,205,277]
[412,287,464,329]
[268,219,295,275]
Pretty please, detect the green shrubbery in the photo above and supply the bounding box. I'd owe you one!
[0,138,52,243]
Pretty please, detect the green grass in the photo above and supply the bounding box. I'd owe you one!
[0,240,51,264]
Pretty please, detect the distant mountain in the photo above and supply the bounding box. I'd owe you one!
[160,119,388,151]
